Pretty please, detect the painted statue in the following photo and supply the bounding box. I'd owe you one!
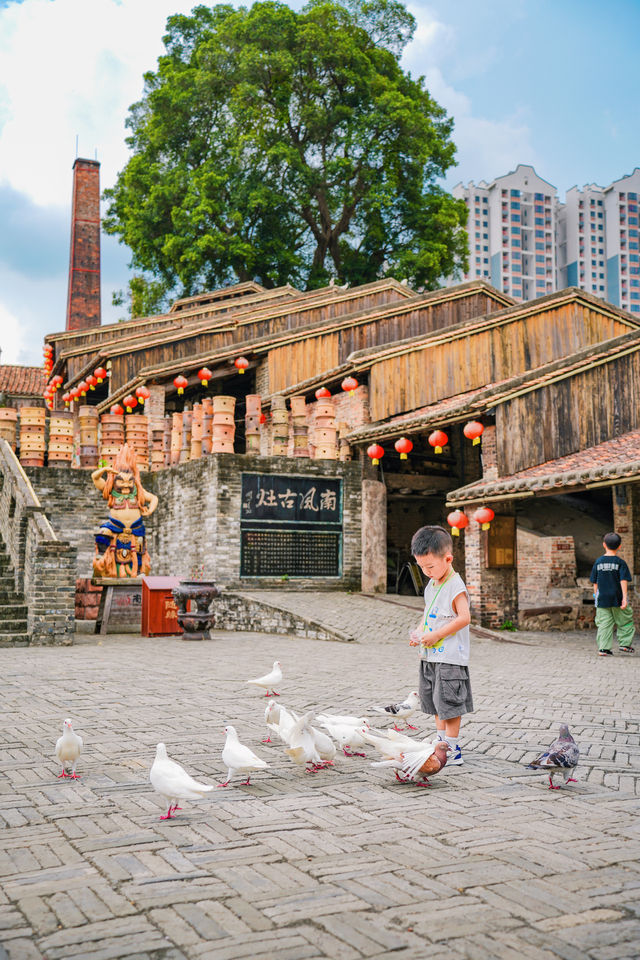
[91,443,158,578]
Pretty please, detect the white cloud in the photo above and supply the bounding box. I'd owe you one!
[0,300,28,365]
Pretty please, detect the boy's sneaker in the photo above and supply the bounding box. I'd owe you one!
[447,745,464,765]
[620,646,635,654]
[598,649,614,657]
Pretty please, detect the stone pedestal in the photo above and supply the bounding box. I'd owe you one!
[93,577,143,634]
[361,478,387,593]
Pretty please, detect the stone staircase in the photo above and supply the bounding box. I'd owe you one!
[0,539,29,647]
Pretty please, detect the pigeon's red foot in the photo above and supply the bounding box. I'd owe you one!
[415,778,432,788]
[305,765,318,774]
[160,810,175,820]
[548,776,561,790]
[217,781,230,788]
[57,771,68,778]
[272,691,280,697]
[406,723,418,730]
[261,737,272,743]
[567,777,578,783]
[69,773,81,779]
[343,748,353,756]
[172,805,182,811]
[394,770,412,784]
[240,777,251,786]
[353,751,366,758]
[393,724,403,731]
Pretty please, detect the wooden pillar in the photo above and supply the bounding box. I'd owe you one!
[361,478,386,593]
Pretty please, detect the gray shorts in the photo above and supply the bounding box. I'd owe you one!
[418,661,473,721]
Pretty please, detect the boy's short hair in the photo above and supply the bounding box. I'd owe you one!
[603,532,622,550]
[411,525,453,558]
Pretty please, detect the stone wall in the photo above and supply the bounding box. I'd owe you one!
[0,440,76,645]
[26,454,362,592]
[465,503,518,628]
[517,527,578,606]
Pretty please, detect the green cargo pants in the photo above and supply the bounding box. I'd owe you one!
[595,605,635,650]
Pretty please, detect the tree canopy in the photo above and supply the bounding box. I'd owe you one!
[104,0,468,305]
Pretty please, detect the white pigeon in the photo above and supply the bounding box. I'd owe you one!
[247,660,282,697]
[319,720,368,757]
[263,700,297,743]
[309,724,337,767]
[315,713,369,729]
[55,718,83,779]
[220,725,269,786]
[284,712,322,771]
[372,691,420,730]
[149,743,214,820]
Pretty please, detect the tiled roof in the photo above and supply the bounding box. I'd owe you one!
[447,429,640,506]
[0,365,46,397]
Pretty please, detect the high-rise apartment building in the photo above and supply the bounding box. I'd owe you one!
[452,164,557,302]
[604,169,640,314]
[451,165,640,314]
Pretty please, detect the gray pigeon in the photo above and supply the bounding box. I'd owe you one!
[526,723,579,790]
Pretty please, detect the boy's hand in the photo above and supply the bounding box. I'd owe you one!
[420,633,441,647]
[621,597,628,609]
[409,628,423,647]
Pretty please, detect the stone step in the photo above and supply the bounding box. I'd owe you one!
[0,633,30,647]
[0,618,28,632]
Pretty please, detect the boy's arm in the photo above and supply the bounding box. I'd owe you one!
[621,579,628,608]
[421,592,470,647]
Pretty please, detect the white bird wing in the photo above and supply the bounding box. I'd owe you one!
[150,759,213,798]
[400,743,437,781]
[55,731,82,762]
[316,713,366,727]
[223,740,268,770]
[362,730,404,760]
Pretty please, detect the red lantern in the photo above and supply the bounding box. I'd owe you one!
[174,375,188,395]
[463,421,484,446]
[136,385,150,404]
[78,380,88,396]
[428,429,448,454]
[474,506,495,530]
[110,404,124,415]
[62,392,71,406]
[367,443,385,466]
[447,510,469,537]
[341,376,358,396]
[86,375,98,391]
[52,375,63,387]
[69,387,80,401]
[94,366,107,383]
[43,344,53,355]
[315,387,331,399]
[234,356,249,374]
[394,437,413,460]
[259,413,267,424]
[123,395,137,413]
[198,367,212,387]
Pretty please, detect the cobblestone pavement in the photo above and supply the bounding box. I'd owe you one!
[1,612,639,959]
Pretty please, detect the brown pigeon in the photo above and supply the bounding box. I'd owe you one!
[526,723,579,790]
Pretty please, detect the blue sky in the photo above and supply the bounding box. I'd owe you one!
[0,0,638,364]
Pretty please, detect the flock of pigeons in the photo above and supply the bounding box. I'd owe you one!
[54,660,580,821]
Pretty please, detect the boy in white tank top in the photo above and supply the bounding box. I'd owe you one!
[409,525,473,765]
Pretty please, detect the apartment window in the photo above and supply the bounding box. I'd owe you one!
[535,217,544,226]
[511,214,521,222]
[629,193,637,201]
[511,201,521,209]
[535,193,543,201]
[511,227,521,234]
[482,197,488,203]
[536,268,545,275]
[482,221,488,228]
[597,200,603,206]
[590,199,595,206]
[535,230,544,238]
[535,242,544,250]
[597,213,603,219]
[535,255,545,262]
[629,218,639,226]
[510,189,520,196]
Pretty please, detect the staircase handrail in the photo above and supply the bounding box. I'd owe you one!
[0,439,58,540]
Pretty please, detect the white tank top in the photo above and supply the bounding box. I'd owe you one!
[421,571,470,665]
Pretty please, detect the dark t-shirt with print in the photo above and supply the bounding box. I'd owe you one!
[590,554,632,608]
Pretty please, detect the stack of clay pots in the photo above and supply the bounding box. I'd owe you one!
[245,395,262,453]
[78,406,99,468]
[190,403,203,460]
[180,409,192,463]
[290,395,309,457]
[99,412,125,467]
[150,421,165,471]
[163,417,172,467]
[19,406,46,467]
[313,398,337,459]
[271,396,289,456]
[125,413,149,471]
[0,408,18,451]
[201,397,213,455]
[212,396,235,453]
[48,411,74,467]
[170,412,182,465]
[337,422,352,461]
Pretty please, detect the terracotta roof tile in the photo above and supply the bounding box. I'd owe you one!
[447,429,640,505]
[0,365,46,397]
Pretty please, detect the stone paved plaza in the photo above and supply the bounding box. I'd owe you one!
[1,599,640,960]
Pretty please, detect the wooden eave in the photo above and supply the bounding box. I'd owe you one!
[170,280,268,311]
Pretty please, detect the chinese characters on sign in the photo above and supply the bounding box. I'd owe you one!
[240,474,343,578]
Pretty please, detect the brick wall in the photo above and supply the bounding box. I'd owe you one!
[612,482,640,625]
[517,527,578,606]
[66,158,101,332]
[465,504,518,628]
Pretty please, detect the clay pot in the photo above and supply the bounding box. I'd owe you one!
[315,427,337,443]
[0,408,18,421]
[315,401,334,417]
[211,440,234,453]
[212,411,234,426]
[245,395,261,415]
[212,396,236,414]
[314,444,337,460]
[213,424,235,441]
[78,405,99,419]
[246,434,261,452]
[289,396,306,417]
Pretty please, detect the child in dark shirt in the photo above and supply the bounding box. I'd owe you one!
[590,532,635,657]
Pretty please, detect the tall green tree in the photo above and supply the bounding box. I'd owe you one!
[104,0,468,299]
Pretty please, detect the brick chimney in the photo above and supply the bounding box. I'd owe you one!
[65,158,101,331]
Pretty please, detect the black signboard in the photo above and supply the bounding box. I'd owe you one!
[241,474,342,524]
[240,473,343,578]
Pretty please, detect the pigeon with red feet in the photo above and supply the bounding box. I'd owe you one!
[526,724,579,790]
[372,691,420,730]
[55,718,83,780]
[150,743,213,819]
[220,725,269,787]
[247,660,282,697]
